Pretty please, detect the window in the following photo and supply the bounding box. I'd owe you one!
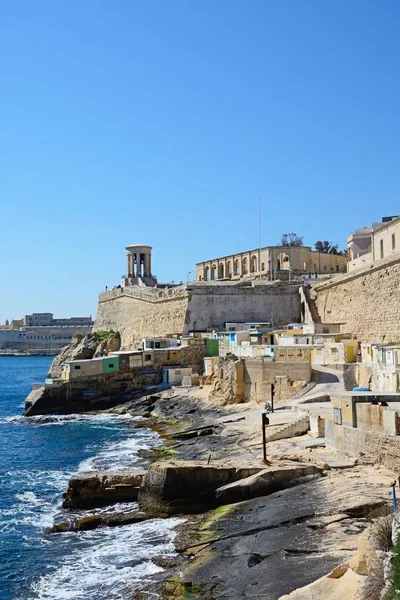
[297,349,303,357]
[145,354,151,361]
[380,239,384,259]
[333,407,342,425]
[109,363,115,368]
[331,347,338,354]
[392,234,396,251]
[74,365,81,370]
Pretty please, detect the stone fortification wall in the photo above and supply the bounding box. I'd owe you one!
[95,282,301,349]
[314,255,400,342]
[184,281,300,332]
[95,286,190,348]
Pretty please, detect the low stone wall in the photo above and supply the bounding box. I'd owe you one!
[325,419,400,471]
[356,403,400,436]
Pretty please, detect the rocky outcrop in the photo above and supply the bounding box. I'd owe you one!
[63,470,146,509]
[169,469,391,600]
[48,332,121,378]
[48,510,148,533]
[49,335,99,378]
[138,461,262,516]
[210,358,245,404]
[215,464,322,505]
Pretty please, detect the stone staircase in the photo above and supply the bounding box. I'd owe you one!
[300,285,321,324]
[265,416,310,443]
[343,364,358,391]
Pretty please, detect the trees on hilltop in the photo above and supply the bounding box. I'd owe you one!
[314,240,346,255]
[280,233,304,247]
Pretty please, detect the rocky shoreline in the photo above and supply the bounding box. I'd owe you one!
[40,387,394,599]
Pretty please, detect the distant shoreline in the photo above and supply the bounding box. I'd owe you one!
[0,351,58,357]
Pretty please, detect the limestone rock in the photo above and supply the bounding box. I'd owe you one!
[63,470,146,509]
[278,563,364,600]
[107,332,121,353]
[215,464,323,505]
[47,510,148,534]
[48,335,99,378]
[138,461,262,516]
[93,339,108,357]
[349,530,372,575]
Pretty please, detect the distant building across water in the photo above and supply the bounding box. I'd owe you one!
[0,313,94,355]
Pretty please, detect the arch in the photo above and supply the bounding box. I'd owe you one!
[211,264,217,280]
[277,252,290,271]
[198,275,202,281]
[226,261,232,277]
[204,266,210,281]
[261,262,265,271]
[242,257,248,274]
[250,255,257,273]
[218,263,224,279]
[234,259,240,276]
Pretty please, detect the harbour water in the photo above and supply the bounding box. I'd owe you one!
[0,356,183,600]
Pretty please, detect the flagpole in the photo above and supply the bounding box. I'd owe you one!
[258,198,262,276]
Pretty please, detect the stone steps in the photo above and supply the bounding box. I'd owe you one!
[343,364,358,391]
[265,416,310,442]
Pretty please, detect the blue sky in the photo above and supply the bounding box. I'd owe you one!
[1,0,399,322]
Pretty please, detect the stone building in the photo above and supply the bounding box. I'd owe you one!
[23,313,93,327]
[196,245,347,282]
[347,215,400,272]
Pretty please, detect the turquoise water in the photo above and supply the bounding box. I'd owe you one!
[0,356,182,600]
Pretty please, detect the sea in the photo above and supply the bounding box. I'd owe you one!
[0,356,183,600]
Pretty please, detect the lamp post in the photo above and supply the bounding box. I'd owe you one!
[187,271,193,283]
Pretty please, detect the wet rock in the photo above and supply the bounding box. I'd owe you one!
[74,515,103,530]
[47,521,71,534]
[47,510,148,533]
[63,470,146,509]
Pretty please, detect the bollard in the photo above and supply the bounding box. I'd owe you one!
[271,384,275,413]
[262,412,270,463]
